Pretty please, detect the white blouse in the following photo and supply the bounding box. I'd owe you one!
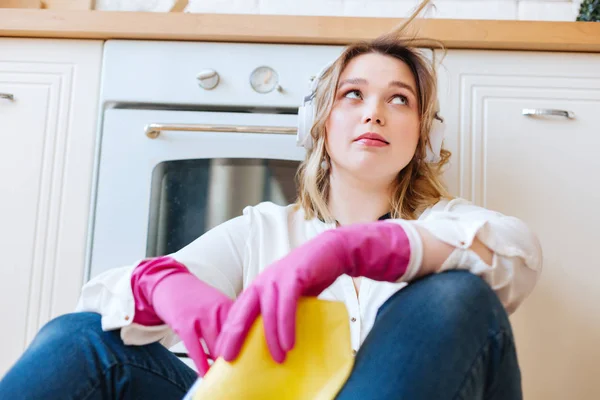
[75,197,542,355]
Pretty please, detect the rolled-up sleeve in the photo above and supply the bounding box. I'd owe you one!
[75,265,138,330]
[399,198,542,314]
[75,214,250,347]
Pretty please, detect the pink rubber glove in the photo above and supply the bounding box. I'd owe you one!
[130,256,233,376]
[214,221,420,363]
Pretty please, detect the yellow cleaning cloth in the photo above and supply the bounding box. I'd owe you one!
[193,298,354,400]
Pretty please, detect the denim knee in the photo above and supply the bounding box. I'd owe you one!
[378,270,512,337]
[32,312,103,350]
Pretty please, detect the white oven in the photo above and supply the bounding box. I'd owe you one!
[88,40,344,280]
[87,40,343,366]
[91,108,303,278]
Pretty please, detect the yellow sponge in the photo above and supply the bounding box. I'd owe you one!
[192,298,354,400]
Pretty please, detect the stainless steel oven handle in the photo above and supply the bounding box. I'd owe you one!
[144,123,298,139]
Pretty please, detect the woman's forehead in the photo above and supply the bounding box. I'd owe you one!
[340,53,416,87]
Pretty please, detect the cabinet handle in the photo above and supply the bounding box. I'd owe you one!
[0,93,14,101]
[522,109,575,119]
[144,123,297,139]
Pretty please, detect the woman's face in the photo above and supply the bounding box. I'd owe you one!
[325,52,420,185]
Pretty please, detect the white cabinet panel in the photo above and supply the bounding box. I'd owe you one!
[438,50,600,400]
[0,39,102,376]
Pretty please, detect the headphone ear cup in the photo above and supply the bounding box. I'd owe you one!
[425,118,446,163]
[297,61,333,150]
[297,105,307,147]
[297,101,315,149]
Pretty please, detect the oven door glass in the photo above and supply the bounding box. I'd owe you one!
[147,157,300,257]
[90,109,304,279]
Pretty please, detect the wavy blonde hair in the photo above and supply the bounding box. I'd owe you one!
[295,0,452,222]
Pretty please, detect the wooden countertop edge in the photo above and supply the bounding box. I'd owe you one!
[1,9,600,52]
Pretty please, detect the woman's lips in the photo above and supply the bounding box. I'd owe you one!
[356,138,389,147]
[354,132,389,147]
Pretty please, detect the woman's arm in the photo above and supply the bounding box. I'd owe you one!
[414,226,493,277]
[394,198,543,314]
[75,214,250,347]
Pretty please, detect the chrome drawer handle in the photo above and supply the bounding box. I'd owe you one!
[0,93,15,101]
[522,109,575,119]
[144,123,297,139]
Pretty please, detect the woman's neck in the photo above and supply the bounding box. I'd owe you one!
[328,170,392,226]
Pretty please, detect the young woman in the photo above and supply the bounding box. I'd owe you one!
[0,2,541,399]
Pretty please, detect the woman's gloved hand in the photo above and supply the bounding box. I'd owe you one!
[130,256,233,376]
[214,221,421,364]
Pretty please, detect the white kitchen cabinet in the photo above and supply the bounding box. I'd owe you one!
[0,38,102,376]
[437,50,600,400]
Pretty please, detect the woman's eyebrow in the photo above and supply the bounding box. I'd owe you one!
[338,78,367,89]
[338,78,416,97]
[389,81,417,97]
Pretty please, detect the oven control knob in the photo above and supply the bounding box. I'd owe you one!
[196,69,220,90]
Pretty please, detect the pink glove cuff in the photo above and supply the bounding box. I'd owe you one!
[130,256,190,326]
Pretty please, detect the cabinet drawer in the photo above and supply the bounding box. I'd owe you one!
[438,50,600,400]
[0,69,66,375]
[0,38,102,376]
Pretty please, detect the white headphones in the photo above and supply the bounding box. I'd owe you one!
[296,61,446,164]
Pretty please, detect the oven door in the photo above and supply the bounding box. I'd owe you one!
[89,108,304,280]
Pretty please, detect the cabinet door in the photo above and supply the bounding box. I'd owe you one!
[438,50,600,400]
[0,39,102,376]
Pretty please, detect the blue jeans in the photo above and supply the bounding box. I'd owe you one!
[0,271,522,399]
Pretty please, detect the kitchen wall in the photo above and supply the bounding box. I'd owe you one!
[96,0,586,22]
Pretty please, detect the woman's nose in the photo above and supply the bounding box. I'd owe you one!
[362,102,385,126]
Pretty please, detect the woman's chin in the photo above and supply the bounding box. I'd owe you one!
[338,162,399,184]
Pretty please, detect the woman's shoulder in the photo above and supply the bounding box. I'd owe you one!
[419,197,457,218]
[242,201,301,216]
[241,202,322,248]
[241,201,308,226]
[419,197,500,220]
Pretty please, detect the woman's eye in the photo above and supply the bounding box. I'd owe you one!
[344,90,362,99]
[391,95,408,105]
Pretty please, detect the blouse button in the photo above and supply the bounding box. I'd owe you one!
[350,317,357,323]
[352,349,357,356]
[124,315,130,321]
